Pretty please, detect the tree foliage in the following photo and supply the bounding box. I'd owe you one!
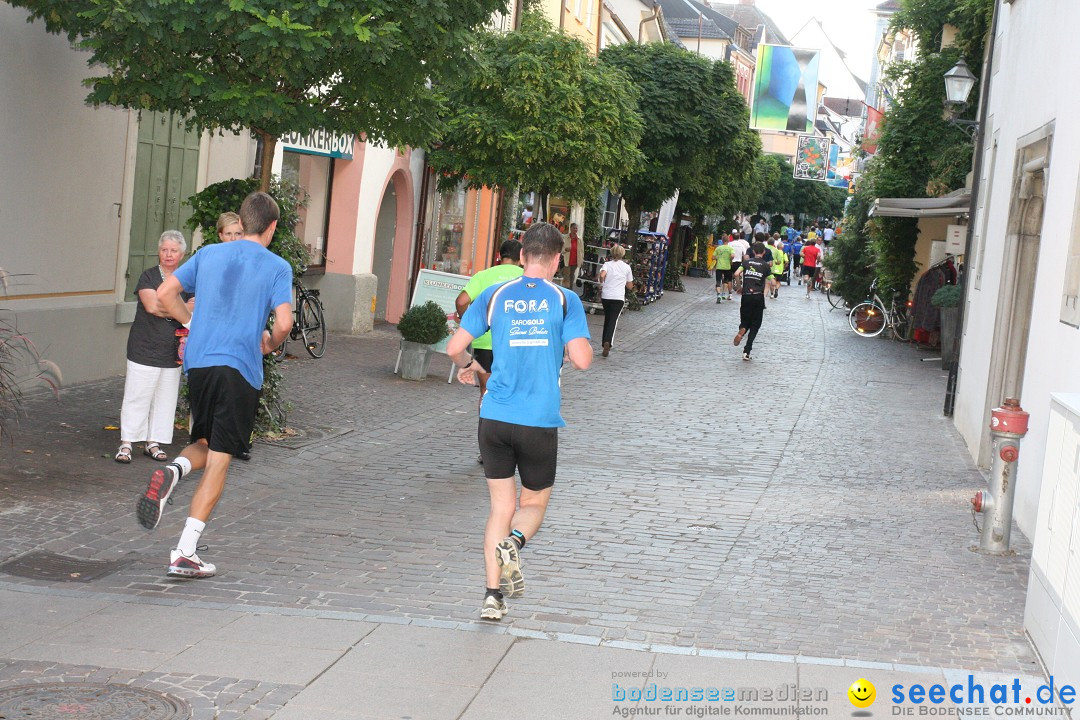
[429,14,644,203]
[830,0,993,297]
[599,43,759,241]
[754,156,847,220]
[11,0,508,189]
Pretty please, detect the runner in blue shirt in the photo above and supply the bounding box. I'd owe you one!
[142,192,293,580]
[447,222,593,621]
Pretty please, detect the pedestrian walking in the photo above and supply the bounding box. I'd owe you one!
[733,241,772,361]
[598,244,633,357]
[115,231,192,464]
[446,222,593,621]
[714,237,734,302]
[138,192,293,580]
[455,239,524,462]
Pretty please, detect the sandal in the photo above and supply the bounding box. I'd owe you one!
[115,445,132,464]
[144,444,168,461]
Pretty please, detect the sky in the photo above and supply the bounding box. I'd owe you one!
[753,0,887,86]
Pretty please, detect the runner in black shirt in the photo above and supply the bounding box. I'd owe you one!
[733,239,771,361]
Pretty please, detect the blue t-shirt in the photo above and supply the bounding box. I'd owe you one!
[786,227,797,242]
[460,275,590,428]
[173,240,293,390]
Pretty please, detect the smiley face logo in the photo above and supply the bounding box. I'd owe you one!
[848,678,876,708]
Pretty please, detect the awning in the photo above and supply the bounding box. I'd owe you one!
[869,192,971,218]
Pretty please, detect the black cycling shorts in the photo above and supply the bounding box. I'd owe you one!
[188,366,260,457]
[472,349,494,373]
[478,418,558,491]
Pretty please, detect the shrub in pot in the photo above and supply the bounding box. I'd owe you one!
[397,301,451,380]
[932,284,963,369]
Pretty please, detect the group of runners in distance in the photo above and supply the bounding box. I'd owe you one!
[713,220,834,361]
[135,205,833,621]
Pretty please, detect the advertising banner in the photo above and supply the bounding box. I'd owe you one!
[794,136,831,182]
[749,44,822,133]
[408,269,469,354]
[826,143,852,189]
[863,105,884,155]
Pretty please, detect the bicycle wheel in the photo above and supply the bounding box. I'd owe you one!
[827,285,848,310]
[890,311,912,342]
[300,296,327,358]
[849,302,887,337]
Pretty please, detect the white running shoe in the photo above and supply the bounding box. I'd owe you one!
[167,548,216,579]
[495,537,525,598]
[480,593,508,621]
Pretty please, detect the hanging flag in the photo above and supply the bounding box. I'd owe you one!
[863,105,884,155]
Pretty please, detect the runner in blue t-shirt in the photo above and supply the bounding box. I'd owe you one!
[140,192,293,581]
[448,222,593,621]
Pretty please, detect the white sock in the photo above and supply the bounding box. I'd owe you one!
[172,456,193,479]
[177,517,206,557]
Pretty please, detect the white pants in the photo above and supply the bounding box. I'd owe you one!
[120,360,182,445]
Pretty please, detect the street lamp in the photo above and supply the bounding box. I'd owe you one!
[944,58,979,138]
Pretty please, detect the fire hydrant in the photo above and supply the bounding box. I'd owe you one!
[970,397,1029,553]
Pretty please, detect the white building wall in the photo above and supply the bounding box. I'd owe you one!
[353,145,402,276]
[1,5,256,385]
[954,0,1080,539]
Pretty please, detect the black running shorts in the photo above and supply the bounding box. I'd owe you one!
[187,366,259,457]
[472,349,494,373]
[801,265,818,278]
[716,268,733,284]
[478,418,558,491]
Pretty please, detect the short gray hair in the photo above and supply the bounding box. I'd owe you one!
[158,230,187,254]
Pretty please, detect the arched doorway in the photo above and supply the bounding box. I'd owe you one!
[372,183,397,321]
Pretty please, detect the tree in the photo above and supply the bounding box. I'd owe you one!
[11,0,508,190]
[428,14,644,206]
[599,43,758,250]
[754,155,847,222]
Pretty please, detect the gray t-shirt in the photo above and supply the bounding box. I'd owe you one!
[126,267,191,368]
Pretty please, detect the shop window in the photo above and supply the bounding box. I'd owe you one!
[281,151,332,269]
[423,182,473,275]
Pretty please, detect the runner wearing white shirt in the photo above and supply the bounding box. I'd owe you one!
[729,233,751,293]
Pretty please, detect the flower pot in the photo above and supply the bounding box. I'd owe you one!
[399,339,433,381]
[940,306,960,370]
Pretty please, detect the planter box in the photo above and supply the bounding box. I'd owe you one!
[940,306,960,370]
[399,339,433,381]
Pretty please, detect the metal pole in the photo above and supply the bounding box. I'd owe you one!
[944,0,1001,417]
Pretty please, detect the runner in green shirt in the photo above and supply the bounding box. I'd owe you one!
[455,239,524,462]
[714,239,734,302]
[769,238,786,299]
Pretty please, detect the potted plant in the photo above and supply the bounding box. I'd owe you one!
[932,284,963,370]
[397,300,451,380]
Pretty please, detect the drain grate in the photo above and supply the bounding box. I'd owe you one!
[0,683,190,719]
[258,426,353,450]
[0,551,133,582]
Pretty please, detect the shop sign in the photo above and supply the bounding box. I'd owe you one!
[409,269,469,354]
[281,129,355,159]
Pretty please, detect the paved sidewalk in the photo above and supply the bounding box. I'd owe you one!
[0,277,1044,718]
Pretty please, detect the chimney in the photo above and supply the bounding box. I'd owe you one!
[739,0,755,5]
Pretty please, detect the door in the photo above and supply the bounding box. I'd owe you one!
[126,111,200,296]
[372,184,397,321]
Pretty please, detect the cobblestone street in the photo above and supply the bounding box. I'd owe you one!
[0,277,1038,684]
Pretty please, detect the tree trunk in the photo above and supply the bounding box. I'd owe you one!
[669,198,683,272]
[624,203,643,263]
[258,132,276,192]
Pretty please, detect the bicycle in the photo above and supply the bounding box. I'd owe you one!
[848,278,911,340]
[270,275,327,360]
[823,279,849,311]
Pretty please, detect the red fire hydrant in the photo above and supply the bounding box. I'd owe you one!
[971,398,1029,553]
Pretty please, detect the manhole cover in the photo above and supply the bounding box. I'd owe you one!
[258,426,353,450]
[0,552,133,582]
[0,683,190,719]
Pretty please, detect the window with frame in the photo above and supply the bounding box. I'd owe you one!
[281,151,333,269]
[1062,167,1080,327]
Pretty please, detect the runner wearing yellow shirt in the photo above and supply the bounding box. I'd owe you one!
[714,238,734,302]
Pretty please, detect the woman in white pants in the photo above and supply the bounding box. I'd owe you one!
[115,231,193,463]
